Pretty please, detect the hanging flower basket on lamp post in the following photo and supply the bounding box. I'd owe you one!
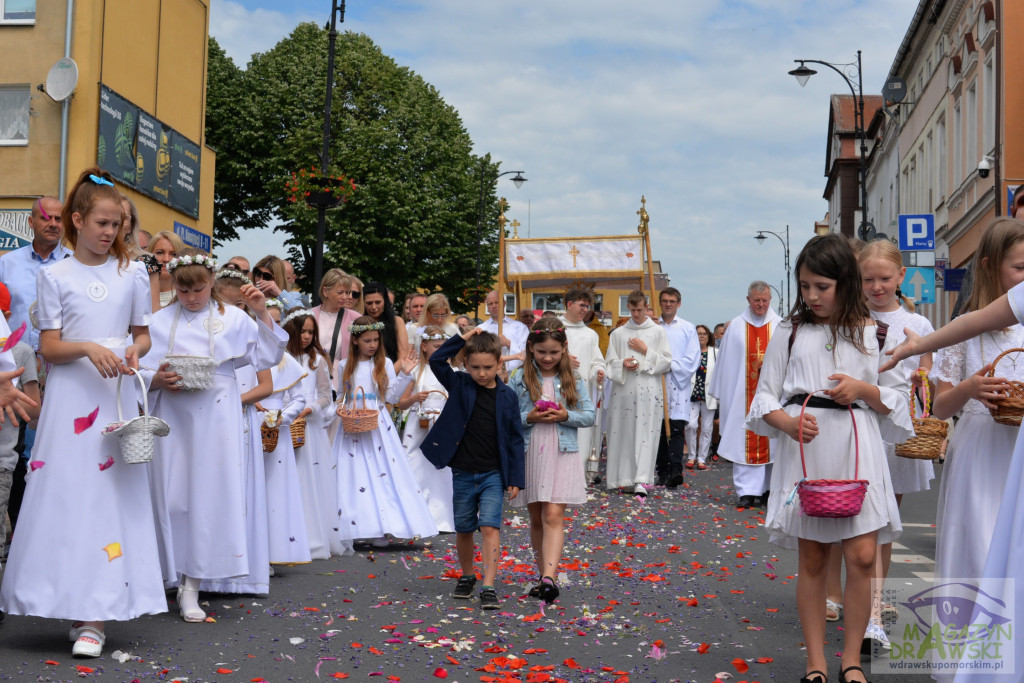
[285,168,356,209]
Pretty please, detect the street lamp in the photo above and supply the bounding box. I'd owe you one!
[766,283,784,315]
[311,0,347,306]
[754,225,791,312]
[790,51,872,241]
[475,164,527,314]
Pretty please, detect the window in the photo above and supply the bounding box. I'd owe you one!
[503,293,515,315]
[953,99,962,186]
[937,117,947,200]
[0,0,35,22]
[966,81,977,176]
[592,293,604,312]
[0,85,29,145]
[532,293,563,312]
[927,132,934,210]
[619,295,630,317]
[984,56,995,152]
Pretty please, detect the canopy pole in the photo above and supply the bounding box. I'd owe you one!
[638,196,670,442]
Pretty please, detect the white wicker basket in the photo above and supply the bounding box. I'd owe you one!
[163,303,218,391]
[104,369,170,464]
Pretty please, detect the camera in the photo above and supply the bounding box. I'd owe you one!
[978,155,993,179]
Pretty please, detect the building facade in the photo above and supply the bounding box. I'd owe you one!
[0,0,216,253]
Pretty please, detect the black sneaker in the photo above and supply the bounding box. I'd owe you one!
[667,473,684,489]
[480,587,500,610]
[452,575,476,599]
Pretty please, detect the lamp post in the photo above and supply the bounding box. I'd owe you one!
[766,283,784,315]
[789,51,872,241]
[311,0,346,306]
[754,225,790,312]
[475,164,526,315]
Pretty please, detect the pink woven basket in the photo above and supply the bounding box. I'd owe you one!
[796,390,868,519]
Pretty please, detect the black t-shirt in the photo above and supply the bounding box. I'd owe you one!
[449,384,501,473]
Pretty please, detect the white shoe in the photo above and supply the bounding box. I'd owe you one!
[176,585,206,623]
[372,536,390,548]
[633,484,647,497]
[864,618,891,650]
[71,625,105,658]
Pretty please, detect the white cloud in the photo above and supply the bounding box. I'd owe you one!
[210,0,919,324]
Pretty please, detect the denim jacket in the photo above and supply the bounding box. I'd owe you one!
[509,365,596,454]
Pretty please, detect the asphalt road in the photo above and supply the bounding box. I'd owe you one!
[0,460,942,683]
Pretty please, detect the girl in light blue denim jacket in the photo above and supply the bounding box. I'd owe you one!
[508,318,595,604]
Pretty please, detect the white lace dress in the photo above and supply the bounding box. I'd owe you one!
[932,328,1024,581]
[400,364,455,533]
[871,307,935,494]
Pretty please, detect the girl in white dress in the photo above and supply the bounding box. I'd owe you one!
[746,234,912,683]
[397,325,455,533]
[143,254,286,622]
[0,168,164,658]
[930,219,1024,584]
[508,318,595,605]
[196,273,272,595]
[333,316,438,550]
[283,308,336,558]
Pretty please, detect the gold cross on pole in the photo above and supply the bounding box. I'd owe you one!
[510,218,521,238]
[569,244,581,268]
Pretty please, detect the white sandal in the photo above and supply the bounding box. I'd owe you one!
[176,585,206,623]
[826,598,843,622]
[71,625,105,658]
[68,621,86,642]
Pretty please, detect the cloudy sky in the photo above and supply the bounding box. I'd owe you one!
[211,0,919,325]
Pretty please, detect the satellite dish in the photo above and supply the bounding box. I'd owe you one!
[882,77,907,104]
[44,58,78,102]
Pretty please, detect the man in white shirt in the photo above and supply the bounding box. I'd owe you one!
[479,290,529,371]
[655,287,701,489]
[404,292,426,340]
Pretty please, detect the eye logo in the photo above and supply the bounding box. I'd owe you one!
[901,582,1011,645]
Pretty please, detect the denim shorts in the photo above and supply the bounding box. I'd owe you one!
[451,468,504,533]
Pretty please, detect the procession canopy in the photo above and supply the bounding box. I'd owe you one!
[504,235,646,290]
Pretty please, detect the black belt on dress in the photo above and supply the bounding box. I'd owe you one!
[785,394,861,410]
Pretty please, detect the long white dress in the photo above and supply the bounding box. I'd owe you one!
[144,302,286,584]
[400,364,455,533]
[0,257,167,620]
[871,306,936,494]
[604,317,672,489]
[746,321,913,550]
[290,352,334,559]
[931,327,1024,581]
[333,359,438,547]
[263,355,311,565]
[199,365,271,595]
[561,318,605,470]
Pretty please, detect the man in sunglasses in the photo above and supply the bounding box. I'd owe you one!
[222,256,250,277]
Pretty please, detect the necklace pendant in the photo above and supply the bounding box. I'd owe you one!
[825,342,833,352]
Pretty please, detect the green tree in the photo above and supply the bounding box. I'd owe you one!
[206,26,506,308]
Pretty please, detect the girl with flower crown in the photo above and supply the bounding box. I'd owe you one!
[397,324,456,533]
[332,315,438,550]
[142,250,287,622]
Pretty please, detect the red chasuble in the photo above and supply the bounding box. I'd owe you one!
[743,322,771,465]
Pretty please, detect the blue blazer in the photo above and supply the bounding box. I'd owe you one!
[421,335,526,490]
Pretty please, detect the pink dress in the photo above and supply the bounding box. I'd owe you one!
[511,377,587,507]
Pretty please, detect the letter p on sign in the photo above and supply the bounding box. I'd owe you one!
[898,214,935,251]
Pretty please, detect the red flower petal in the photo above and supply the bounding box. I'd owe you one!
[2,322,26,352]
[74,406,100,434]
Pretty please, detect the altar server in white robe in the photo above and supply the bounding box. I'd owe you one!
[605,290,671,496]
[560,286,605,483]
[707,281,782,507]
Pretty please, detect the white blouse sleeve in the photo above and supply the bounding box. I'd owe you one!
[279,382,306,425]
[932,341,967,385]
[744,320,791,439]
[130,262,153,327]
[313,360,333,418]
[35,266,62,330]
[875,328,915,444]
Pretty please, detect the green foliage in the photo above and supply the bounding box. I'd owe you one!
[205,28,505,308]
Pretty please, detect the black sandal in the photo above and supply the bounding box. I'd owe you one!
[537,576,559,604]
[800,671,827,683]
[839,665,869,683]
[526,583,542,599]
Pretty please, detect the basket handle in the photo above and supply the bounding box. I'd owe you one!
[986,348,1024,377]
[909,369,931,419]
[797,389,860,480]
[353,385,367,410]
[115,368,150,423]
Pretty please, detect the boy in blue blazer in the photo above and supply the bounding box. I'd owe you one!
[422,327,525,610]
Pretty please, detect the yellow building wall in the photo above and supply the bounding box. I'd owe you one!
[0,0,215,252]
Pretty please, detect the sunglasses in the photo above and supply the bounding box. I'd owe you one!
[253,269,274,281]
[350,290,361,299]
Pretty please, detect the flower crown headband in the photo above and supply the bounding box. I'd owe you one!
[265,298,285,311]
[168,254,217,274]
[282,309,312,326]
[421,332,449,341]
[215,269,252,286]
[531,327,565,334]
[349,321,385,334]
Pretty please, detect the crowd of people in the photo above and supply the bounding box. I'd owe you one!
[5,166,1024,683]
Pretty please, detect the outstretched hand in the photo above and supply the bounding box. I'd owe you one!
[0,367,36,426]
[879,328,922,372]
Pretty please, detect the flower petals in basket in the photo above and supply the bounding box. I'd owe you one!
[290,416,306,449]
[105,370,170,465]
[895,370,947,459]
[261,409,281,452]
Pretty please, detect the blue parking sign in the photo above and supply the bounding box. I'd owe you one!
[898,214,935,251]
